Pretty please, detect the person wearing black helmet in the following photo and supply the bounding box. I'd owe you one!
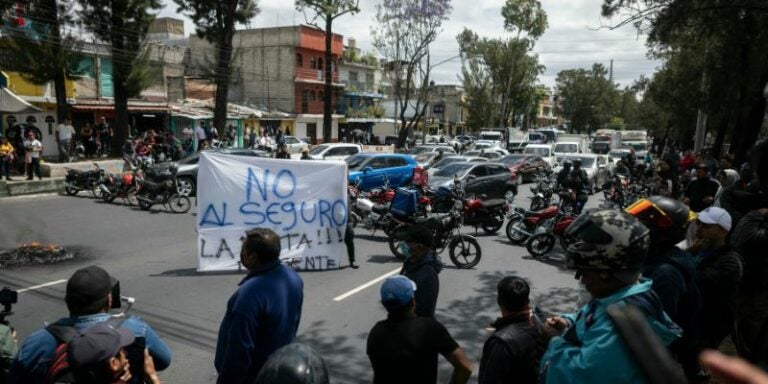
[626,196,703,380]
[254,343,329,384]
[540,209,681,383]
[564,159,589,213]
[556,160,572,188]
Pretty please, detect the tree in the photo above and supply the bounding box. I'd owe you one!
[555,64,619,133]
[602,0,768,163]
[78,0,162,156]
[371,0,452,149]
[296,0,360,143]
[4,0,79,122]
[457,29,543,130]
[176,0,259,139]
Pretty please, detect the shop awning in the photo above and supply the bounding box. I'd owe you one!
[0,87,42,114]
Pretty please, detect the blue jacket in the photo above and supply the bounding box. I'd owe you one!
[540,279,681,383]
[8,313,172,384]
[214,261,304,384]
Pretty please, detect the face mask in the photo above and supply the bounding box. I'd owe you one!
[399,242,411,258]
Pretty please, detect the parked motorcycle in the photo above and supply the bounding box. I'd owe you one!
[135,165,191,213]
[64,163,105,197]
[387,178,481,269]
[505,190,577,245]
[100,167,140,206]
[529,173,556,211]
[525,210,577,258]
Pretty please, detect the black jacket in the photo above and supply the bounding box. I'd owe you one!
[478,313,547,384]
[400,251,442,317]
[696,244,743,348]
[642,247,701,332]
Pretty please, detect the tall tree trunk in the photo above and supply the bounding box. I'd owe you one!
[110,3,128,157]
[712,111,731,159]
[42,0,69,122]
[323,14,334,143]
[213,0,238,138]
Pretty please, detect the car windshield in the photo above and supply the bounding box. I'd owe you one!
[594,136,611,142]
[414,153,436,164]
[345,154,369,171]
[410,147,433,155]
[434,162,473,178]
[555,143,578,153]
[499,155,527,165]
[474,142,491,149]
[309,145,328,155]
[524,147,550,157]
[432,157,464,169]
[629,142,647,151]
[463,151,481,157]
[479,133,501,141]
[609,150,630,158]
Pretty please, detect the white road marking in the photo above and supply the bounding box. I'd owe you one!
[17,279,67,293]
[333,267,402,302]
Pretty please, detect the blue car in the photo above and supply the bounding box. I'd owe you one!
[346,153,423,191]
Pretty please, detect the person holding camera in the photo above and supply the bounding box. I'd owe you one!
[8,265,171,384]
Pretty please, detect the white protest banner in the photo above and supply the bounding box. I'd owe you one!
[196,152,348,272]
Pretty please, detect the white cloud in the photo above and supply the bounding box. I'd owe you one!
[160,0,659,88]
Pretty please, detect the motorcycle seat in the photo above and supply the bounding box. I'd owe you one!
[480,199,508,208]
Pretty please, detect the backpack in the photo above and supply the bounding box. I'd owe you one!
[390,188,419,218]
[45,316,145,384]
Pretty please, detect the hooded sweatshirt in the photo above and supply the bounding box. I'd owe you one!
[714,169,740,207]
[401,250,443,317]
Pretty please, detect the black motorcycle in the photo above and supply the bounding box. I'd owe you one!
[135,165,191,213]
[529,173,556,211]
[64,163,105,197]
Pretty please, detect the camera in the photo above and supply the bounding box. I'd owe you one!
[0,287,18,325]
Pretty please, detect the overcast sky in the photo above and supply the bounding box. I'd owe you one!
[160,0,659,89]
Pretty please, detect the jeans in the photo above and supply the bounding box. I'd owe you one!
[27,157,40,179]
[345,225,355,264]
[101,135,111,155]
[58,139,71,162]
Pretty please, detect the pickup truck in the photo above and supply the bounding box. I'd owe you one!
[507,129,529,152]
[554,134,589,155]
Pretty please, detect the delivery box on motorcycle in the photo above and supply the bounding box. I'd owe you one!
[390,187,419,218]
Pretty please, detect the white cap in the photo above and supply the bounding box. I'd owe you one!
[697,207,732,231]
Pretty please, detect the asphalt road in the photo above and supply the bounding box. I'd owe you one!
[0,186,596,383]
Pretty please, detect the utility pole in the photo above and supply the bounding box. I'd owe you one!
[694,62,708,152]
[609,59,614,83]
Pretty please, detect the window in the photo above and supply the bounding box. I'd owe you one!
[296,54,303,67]
[470,166,488,177]
[285,137,298,144]
[318,91,324,101]
[386,157,407,167]
[318,58,324,70]
[310,57,317,69]
[366,73,374,90]
[367,157,388,169]
[349,71,358,82]
[489,165,509,175]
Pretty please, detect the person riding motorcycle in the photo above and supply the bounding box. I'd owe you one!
[556,160,572,188]
[614,159,631,178]
[562,159,589,214]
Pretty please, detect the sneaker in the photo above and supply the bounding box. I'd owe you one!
[38,176,42,180]
[350,263,359,269]
[26,177,33,180]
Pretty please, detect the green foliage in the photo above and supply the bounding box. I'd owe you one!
[346,104,385,118]
[176,0,259,43]
[501,0,548,39]
[555,63,618,133]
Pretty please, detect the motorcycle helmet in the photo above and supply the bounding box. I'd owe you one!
[572,159,582,168]
[565,209,650,275]
[625,196,694,246]
[561,160,572,168]
[255,343,329,384]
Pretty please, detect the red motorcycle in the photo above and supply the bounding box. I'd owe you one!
[525,206,577,258]
[463,195,510,234]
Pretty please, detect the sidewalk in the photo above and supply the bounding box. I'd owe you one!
[0,158,127,198]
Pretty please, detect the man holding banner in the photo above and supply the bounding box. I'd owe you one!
[214,228,304,384]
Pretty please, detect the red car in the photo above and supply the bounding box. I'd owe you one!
[499,154,551,183]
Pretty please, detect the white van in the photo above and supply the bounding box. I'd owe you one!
[523,144,556,167]
[478,131,504,146]
[307,143,363,161]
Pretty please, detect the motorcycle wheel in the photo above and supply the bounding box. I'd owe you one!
[64,186,78,195]
[387,230,408,260]
[505,216,529,244]
[481,215,504,235]
[527,233,555,258]
[449,235,481,269]
[168,194,192,213]
[530,196,546,211]
[103,191,116,203]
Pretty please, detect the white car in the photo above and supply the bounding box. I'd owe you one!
[307,143,363,161]
[523,144,556,167]
[283,136,308,154]
[552,154,613,193]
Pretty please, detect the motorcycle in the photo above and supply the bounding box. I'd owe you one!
[135,165,191,213]
[99,167,141,206]
[525,209,577,258]
[462,194,510,235]
[529,173,556,211]
[387,178,481,269]
[505,190,577,245]
[64,163,105,197]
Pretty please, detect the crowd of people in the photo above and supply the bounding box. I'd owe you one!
[0,139,767,384]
